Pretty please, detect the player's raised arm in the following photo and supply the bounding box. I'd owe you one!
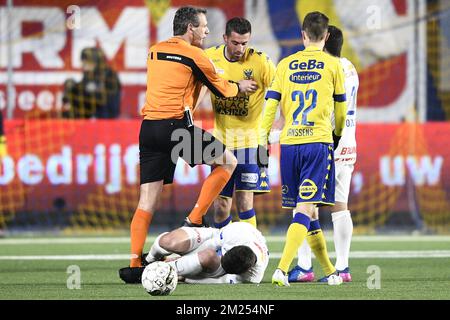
[333,61,347,137]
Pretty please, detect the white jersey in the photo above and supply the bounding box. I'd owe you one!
[218,222,269,284]
[334,57,359,164]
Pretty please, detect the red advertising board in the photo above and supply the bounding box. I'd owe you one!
[1,120,449,216]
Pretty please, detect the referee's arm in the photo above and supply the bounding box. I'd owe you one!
[192,51,240,98]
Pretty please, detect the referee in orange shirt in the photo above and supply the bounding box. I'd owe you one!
[119,6,258,283]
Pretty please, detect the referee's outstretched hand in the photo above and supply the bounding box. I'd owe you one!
[238,79,258,94]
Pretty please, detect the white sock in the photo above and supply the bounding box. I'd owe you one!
[297,239,312,270]
[332,210,353,270]
[169,254,202,277]
[293,209,312,270]
[146,233,170,263]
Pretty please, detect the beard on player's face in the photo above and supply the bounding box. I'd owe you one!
[224,32,251,61]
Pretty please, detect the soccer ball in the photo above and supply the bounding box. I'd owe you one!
[141,261,178,296]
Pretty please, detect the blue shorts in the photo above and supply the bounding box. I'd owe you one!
[280,143,335,208]
[220,148,270,198]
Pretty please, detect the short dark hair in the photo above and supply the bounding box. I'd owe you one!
[173,6,207,36]
[221,245,257,275]
[225,17,252,36]
[302,11,329,42]
[324,25,344,57]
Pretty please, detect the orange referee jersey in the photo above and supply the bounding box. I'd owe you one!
[141,37,239,120]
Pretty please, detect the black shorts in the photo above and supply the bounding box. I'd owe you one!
[139,119,226,185]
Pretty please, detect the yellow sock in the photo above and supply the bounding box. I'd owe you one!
[278,213,310,273]
[306,221,335,276]
[238,209,257,228]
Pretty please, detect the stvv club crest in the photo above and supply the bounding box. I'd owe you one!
[244,69,253,80]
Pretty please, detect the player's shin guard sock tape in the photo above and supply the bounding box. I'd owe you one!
[331,210,353,270]
[188,167,232,224]
[331,210,352,224]
[170,253,202,277]
[238,209,257,227]
[278,213,310,273]
[306,220,335,276]
[130,209,153,267]
[147,232,170,263]
[297,239,312,270]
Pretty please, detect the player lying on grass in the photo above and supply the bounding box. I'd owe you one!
[119,222,269,284]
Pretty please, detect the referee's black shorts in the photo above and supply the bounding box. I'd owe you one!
[139,119,226,185]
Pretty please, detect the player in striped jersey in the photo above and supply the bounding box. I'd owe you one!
[289,26,358,283]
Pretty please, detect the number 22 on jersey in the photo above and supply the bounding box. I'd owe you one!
[291,89,317,126]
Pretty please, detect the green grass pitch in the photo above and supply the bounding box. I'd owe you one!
[0,235,449,300]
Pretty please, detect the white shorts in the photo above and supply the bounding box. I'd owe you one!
[334,162,354,203]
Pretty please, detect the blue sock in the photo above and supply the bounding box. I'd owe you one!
[238,209,256,220]
[214,215,232,228]
[309,219,321,232]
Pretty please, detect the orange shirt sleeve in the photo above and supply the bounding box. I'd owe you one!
[191,49,239,98]
[141,39,239,120]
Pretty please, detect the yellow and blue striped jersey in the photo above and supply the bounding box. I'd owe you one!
[205,45,275,149]
[261,46,347,145]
